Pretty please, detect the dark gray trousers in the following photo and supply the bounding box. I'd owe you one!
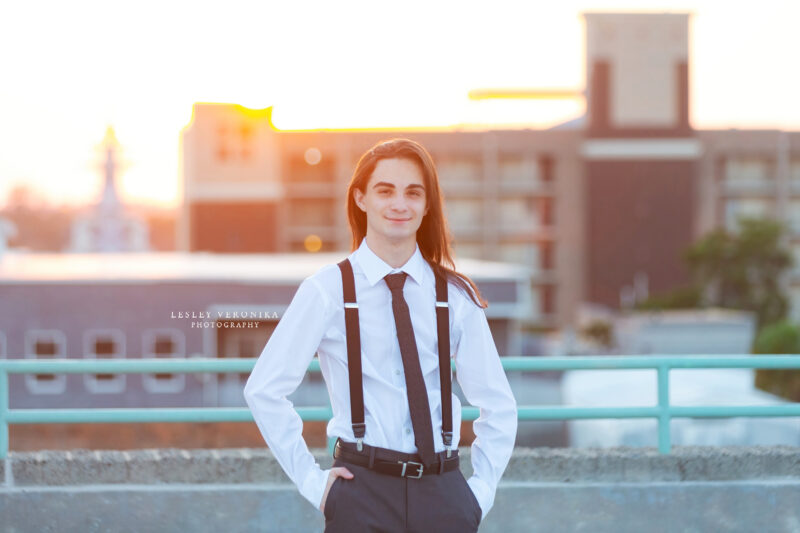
[323,457,482,532]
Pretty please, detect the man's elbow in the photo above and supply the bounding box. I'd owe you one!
[242,375,259,404]
[503,398,519,430]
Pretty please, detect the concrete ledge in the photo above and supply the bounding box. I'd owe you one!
[3,445,799,486]
[2,446,799,532]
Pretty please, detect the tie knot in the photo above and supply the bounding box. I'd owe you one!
[384,272,407,291]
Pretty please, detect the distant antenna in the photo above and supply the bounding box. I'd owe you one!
[468,88,584,100]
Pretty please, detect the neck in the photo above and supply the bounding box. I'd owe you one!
[365,233,417,269]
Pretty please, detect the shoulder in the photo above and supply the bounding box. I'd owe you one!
[445,273,482,322]
[300,261,347,308]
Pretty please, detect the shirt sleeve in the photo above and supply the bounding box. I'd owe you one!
[453,296,518,522]
[243,275,334,513]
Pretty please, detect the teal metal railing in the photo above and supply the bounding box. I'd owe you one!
[1,355,799,459]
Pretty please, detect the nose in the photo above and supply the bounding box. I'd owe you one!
[389,195,409,213]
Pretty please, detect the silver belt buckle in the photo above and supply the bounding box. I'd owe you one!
[398,460,424,478]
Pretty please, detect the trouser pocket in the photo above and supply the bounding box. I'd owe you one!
[323,476,343,522]
[456,470,482,525]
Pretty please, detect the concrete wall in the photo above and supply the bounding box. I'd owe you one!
[2,446,799,532]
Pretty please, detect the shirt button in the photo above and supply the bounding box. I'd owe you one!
[405,428,411,435]
[395,369,402,375]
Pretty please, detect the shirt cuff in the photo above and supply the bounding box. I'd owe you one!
[302,466,332,512]
[467,475,493,521]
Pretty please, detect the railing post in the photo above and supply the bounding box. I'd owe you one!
[1,369,8,460]
[657,363,671,454]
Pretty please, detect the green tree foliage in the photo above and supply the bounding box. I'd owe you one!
[752,320,800,402]
[635,217,793,331]
[685,217,792,330]
[581,320,614,349]
[634,285,701,310]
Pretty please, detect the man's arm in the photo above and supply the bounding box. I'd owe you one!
[243,275,334,512]
[453,298,519,521]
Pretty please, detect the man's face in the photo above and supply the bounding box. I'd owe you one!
[353,157,429,245]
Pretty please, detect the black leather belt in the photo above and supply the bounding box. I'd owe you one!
[333,437,459,478]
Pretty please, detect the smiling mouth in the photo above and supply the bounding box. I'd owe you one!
[387,217,411,222]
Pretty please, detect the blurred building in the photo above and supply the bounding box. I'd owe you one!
[0,216,17,257]
[69,127,149,253]
[613,308,757,355]
[178,12,800,330]
[0,251,531,410]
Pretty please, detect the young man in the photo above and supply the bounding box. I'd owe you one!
[244,138,518,532]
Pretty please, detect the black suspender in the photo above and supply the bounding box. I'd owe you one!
[435,270,454,457]
[337,258,367,450]
[336,258,454,457]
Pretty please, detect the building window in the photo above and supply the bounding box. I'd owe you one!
[83,329,126,394]
[142,329,185,394]
[287,198,336,227]
[725,156,773,186]
[24,330,67,394]
[216,123,231,163]
[211,307,285,406]
[287,151,335,183]
[453,241,483,260]
[539,155,555,183]
[790,159,800,183]
[724,199,772,231]
[500,197,540,231]
[499,243,541,269]
[792,245,800,274]
[436,155,482,184]
[499,154,540,183]
[217,320,279,382]
[784,199,800,236]
[444,197,483,231]
[791,286,800,322]
[215,122,256,164]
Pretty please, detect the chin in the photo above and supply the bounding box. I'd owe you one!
[381,228,417,241]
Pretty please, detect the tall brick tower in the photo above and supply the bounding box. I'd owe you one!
[582,13,700,309]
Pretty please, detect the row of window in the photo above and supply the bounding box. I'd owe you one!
[723,199,800,235]
[718,156,800,185]
[0,329,188,395]
[213,129,560,187]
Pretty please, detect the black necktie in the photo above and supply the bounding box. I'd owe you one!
[384,271,436,467]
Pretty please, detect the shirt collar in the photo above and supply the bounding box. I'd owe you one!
[351,237,427,287]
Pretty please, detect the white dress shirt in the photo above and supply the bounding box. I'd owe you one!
[243,237,518,521]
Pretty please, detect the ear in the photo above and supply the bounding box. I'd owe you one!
[353,188,366,212]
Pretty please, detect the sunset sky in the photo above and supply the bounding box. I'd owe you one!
[0,0,798,208]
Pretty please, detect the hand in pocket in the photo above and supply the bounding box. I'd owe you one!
[320,466,354,514]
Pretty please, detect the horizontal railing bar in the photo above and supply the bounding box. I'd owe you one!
[499,355,800,371]
[6,404,799,425]
[2,355,800,374]
[3,355,800,458]
[516,405,800,419]
[5,407,331,424]
[668,405,800,417]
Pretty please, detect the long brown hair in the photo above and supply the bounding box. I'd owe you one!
[345,138,488,308]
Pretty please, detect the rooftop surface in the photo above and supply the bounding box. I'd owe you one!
[0,251,533,285]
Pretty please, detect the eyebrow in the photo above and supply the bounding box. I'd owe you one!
[371,181,425,190]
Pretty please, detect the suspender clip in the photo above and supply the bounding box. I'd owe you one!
[352,421,366,451]
[443,431,453,458]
